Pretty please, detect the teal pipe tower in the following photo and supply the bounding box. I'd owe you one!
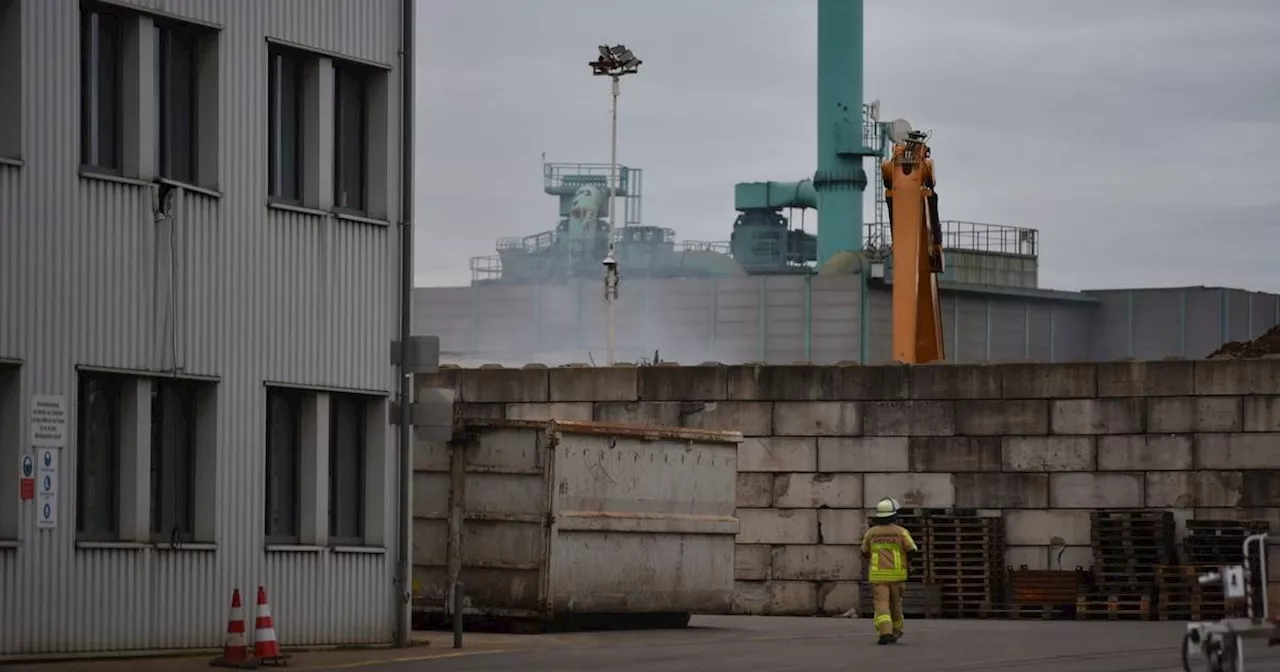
[814,0,871,263]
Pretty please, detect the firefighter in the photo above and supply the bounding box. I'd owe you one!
[860,497,919,645]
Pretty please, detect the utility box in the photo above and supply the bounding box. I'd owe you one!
[412,419,742,622]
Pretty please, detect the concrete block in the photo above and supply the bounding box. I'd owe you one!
[908,437,1002,472]
[727,364,909,401]
[735,544,772,580]
[737,473,775,508]
[1000,362,1097,399]
[818,509,866,545]
[548,366,638,402]
[415,367,463,399]
[638,365,728,401]
[1195,433,1280,469]
[907,364,1001,400]
[1005,510,1091,546]
[1194,359,1280,396]
[593,401,677,426]
[1006,546,1048,571]
[773,473,863,509]
[772,545,863,581]
[738,437,818,473]
[862,473,955,508]
[1098,434,1193,471]
[455,403,506,419]
[1096,360,1195,397]
[1147,397,1242,433]
[1242,471,1280,507]
[733,581,818,616]
[1058,546,1094,571]
[460,368,549,403]
[413,439,450,472]
[818,582,860,616]
[773,401,862,436]
[863,401,956,436]
[505,402,593,422]
[1050,398,1144,435]
[818,437,909,472]
[1002,436,1096,471]
[1050,472,1144,508]
[1243,396,1280,432]
[680,401,774,436]
[954,473,1048,508]
[737,508,819,544]
[955,400,1048,435]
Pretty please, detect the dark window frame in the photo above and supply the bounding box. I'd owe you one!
[332,61,369,214]
[156,19,202,185]
[264,387,304,544]
[150,378,199,544]
[76,372,125,541]
[327,394,367,545]
[267,45,305,204]
[79,1,125,173]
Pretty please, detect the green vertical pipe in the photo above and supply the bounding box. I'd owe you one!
[1049,306,1057,363]
[984,297,992,360]
[814,0,869,263]
[858,272,869,364]
[1126,290,1135,358]
[1180,288,1188,357]
[757,276,767,361]
[803,273,813,361]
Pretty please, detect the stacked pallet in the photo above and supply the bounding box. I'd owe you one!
[1005,567,1086,619]
[1080,509,1177,620]
[1183,519,1270,566]
[1154,565,1226,621]
[927,514,1004,617]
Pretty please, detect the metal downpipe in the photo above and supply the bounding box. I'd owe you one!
[395,0,416,648]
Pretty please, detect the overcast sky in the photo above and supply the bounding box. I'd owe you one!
[414,0,1279,292]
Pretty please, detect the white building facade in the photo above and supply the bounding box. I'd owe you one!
[0,0,413,655]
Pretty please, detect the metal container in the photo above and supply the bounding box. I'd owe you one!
[412,419,742,620]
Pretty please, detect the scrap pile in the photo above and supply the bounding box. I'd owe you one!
[1154,519,1271,620]
[1208,323,1280,358]
[858,508,1004,619]
[1080,510,1177,620]
[1005,566,1087,619]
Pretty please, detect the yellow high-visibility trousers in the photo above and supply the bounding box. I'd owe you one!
[871,582,905,637]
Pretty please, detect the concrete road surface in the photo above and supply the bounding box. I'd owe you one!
[382,616,1280,672]
[10,616,1280,671]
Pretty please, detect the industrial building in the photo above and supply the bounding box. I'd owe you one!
[0,0,413,656]
[412,3,1277,366]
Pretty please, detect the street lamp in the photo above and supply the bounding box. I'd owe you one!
[589,45,640,366]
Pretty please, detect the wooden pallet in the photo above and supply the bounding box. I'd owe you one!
[1075,594,1152,621]
[996,603,1073,620]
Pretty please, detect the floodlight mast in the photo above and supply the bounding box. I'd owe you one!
[589,44,641,366]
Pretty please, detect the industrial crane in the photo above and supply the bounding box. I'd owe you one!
[881,122,946,364]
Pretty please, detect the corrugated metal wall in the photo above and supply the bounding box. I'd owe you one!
[0,0,404,654]
[1085,287,1280,360]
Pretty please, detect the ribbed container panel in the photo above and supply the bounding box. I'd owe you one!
[0,0,405,655]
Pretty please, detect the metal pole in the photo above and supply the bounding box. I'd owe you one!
[394,0,415,648]
[606,274,616,365]
[606,74,620,365]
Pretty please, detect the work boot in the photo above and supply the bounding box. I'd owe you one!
[891,632,903,643]
[877,634,894,646]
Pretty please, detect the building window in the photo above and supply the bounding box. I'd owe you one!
[150,379,197,543]
[333,62,369,213]
[0,364,18,540]
[268,46,305,203]
[156,21,201,185]
[0,0,21,159]
[76,372,124,540]
[328,394,366,544]
[80,2,124,172]
[264,387,304,543]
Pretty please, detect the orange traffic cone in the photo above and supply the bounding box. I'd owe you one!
[210,589,257,669]
[252,586,290,666]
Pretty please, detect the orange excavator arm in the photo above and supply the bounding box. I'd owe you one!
[881,130,945,364]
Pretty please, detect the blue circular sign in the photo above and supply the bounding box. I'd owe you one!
[42,503,50,519]
[43,451,52,467]
[43,475,51,491]
[21,456,32,477]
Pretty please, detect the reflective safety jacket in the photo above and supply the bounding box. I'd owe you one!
[860,523,918,583]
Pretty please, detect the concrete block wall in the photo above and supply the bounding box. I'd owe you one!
[415,358,1280,616]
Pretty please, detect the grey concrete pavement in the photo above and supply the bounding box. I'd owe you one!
[381,616,1280,672]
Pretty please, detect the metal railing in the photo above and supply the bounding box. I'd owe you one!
[864,220,1039,257]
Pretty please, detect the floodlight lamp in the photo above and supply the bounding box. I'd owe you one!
[610,44,627,57]
[620,49,635,63]
[599,45,611,58]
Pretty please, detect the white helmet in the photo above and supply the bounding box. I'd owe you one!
[873,497,901,519]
